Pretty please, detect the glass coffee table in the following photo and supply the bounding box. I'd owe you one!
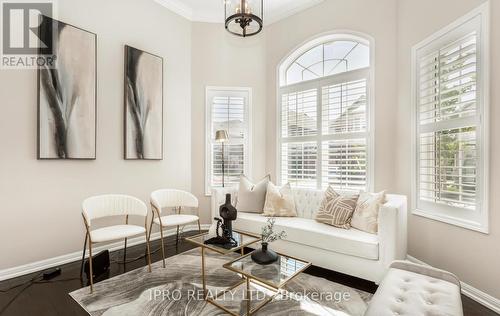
[223,252,311,315]
[184,230,261,298]
[186,231,311,315]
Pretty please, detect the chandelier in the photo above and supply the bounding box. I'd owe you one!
[224,0,263,37]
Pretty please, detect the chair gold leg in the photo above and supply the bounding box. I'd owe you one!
[176,225,180,249]
[145,231,152,272]
[159,226,166,268]
[123,238,128,263]
[147,215,154,242]
[88,236,94,293]
[80,234,88,279]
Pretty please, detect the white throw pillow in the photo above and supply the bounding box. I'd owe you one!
[236,175,270,213]
[263,182,297,217]
[351,191,386,234]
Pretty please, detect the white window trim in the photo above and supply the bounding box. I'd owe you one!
[204,86,253,196]
[410,2,490,233]
[276,31,375,192]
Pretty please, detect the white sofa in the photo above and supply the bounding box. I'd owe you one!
[212,187,407,283]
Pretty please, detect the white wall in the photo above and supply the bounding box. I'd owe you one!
[0,0,192,269]
[265,0,398,192]
[396,0,500,299]
[190,22,267,223]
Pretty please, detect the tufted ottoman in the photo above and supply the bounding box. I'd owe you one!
[365,261,463,316]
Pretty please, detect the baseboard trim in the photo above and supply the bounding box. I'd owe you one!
[0,224,211,282]
[407,255,500,314]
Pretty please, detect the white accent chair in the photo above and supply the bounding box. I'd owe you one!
[149,189,201,268]
[212,187,407,283]
[81,194,151,293]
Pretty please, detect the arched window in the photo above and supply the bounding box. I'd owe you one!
[278,33,373,191]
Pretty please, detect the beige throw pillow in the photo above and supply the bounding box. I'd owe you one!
[351,191,386,234]
[263,182,297,217]
[315,186,359,229]
[236,175,270,213]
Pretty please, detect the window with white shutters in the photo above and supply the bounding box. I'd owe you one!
[205,88,251,195]
[413,4,489,232]
[278,34,373,192]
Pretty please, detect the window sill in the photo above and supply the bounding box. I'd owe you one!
[412,208,489,234]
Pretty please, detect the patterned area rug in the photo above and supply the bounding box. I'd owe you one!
[70,249,372,315]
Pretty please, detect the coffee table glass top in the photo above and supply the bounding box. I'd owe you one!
[185,230,260,255]
[224,252,311,289]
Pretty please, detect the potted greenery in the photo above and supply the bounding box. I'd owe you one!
[251,217,287,264]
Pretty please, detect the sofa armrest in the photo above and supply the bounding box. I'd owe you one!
[211,187,239,219]
[378,194,408,268]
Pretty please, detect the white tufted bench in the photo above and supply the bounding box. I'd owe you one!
[365,261,463,316]
[212,187,408,283]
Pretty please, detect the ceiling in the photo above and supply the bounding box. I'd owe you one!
[154,0,324,25]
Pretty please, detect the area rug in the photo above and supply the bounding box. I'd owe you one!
[70,249,372,315]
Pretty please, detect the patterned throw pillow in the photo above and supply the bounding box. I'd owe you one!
[263,182,297,217]
[315,186,359,229]
[351,191,386,234]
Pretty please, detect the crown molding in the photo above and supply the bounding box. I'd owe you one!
[265,0,324,25]
[154,0,194,21]
[154,0,325,25]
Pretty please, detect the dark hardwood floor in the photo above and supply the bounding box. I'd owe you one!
[0,232,497,316]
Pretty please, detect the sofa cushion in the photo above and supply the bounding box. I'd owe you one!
[292,188,324,219]
[234,212,379,260]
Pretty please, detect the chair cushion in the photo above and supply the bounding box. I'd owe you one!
[365,267,463,316]
[90,225,146,243]
[153,214,199,227]
[233,212,379,260]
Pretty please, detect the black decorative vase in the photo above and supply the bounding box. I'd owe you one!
[219,193,237,236]
[251,242,278,265]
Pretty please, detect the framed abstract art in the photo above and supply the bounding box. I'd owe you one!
[124,45,163,160]
[37,16,97,160]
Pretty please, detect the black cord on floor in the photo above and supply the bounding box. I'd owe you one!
[110,246,163,265]
[0,274,81,315]
[111,237,185,265]
[0,273,42,293]
[0,272,43,315]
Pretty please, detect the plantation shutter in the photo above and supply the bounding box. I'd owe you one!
[322,139,367,191]
[206,90,250,193]
[281,89,318,138]
[280,71,370,191]
[320,78,368,191]
[417,30,479,211]
[280,88,318,188]
[281,142,318,188]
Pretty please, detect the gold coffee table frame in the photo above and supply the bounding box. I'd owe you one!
[185,231,311,316]
[223,252,311,315]
[184,230,260,312]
